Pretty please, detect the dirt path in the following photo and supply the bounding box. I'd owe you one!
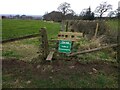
[2,58,118,76]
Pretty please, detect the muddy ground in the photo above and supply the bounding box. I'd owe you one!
[2,57,118,88]
[2,58,118,74]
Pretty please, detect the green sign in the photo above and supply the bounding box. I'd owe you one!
[58,40,72,53]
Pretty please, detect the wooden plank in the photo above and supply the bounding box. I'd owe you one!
[59,32,83,36]
[57,32,83,41]
[66,21,68,32]
[94,23,99,38]
[68,44,118,56]
[2,34,39,44]
[57,38,80,41]
[46,51,55,61]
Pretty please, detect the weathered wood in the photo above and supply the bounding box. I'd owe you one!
[46,51,55,61]
[66,21,68,32]
[55,40,59,50]
[40,28,49,60]
[56,38,80,41]
[94,23,99,38]
[59,32,83,36]
[57,31,83,41]
[68,44,118,56]
[61,21,65,31]
[2,34,39,44]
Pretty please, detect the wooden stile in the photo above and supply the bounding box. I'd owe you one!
[57,32,83,41]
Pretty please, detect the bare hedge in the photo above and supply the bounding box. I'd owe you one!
[64,20,117,44]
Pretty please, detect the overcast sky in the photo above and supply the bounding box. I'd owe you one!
[0,0,119,16]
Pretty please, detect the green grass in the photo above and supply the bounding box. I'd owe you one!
[2,50,22,59]
[2,19,60,40]
[106,19,118,31]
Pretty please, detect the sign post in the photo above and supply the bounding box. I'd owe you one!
[58,40,72,53]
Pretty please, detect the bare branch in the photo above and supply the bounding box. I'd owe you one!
[57,2,73,15]
[94,2,112,18]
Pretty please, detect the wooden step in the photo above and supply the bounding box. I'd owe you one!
[46,51,55,61]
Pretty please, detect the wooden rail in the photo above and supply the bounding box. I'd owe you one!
[1,34,39,44]
[68,44,118,56]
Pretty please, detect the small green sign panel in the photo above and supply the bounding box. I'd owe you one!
[58,40,72,53]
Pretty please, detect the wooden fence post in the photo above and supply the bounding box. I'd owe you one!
[61,20,65,31]
[66,21,68,32]
[93,23,99,39]
[40,27,49,61]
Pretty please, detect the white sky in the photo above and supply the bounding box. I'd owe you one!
[0,0,119,16]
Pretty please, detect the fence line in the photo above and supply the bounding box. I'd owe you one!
[1,34,39,43]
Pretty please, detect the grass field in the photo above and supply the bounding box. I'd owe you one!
[2,19,118,88]
[2,19,119,41]
[2,19,61,40]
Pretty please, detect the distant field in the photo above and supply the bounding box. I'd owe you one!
[2,19,118,41]
[2,19,61,40]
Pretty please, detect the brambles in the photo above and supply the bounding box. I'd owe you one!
[65,20,108,39]
[64,20,117,45]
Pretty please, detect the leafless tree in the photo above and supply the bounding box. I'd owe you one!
[80,8,88,16]
[57,2,74,15]
[94,2,112,18]
[107,9,118,17]
[80,7,95,20]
